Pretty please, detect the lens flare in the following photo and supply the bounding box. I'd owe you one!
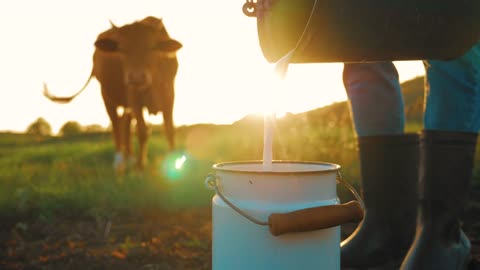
[175,155,187,170]
[161,151,190,181]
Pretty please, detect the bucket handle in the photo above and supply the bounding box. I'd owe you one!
[205,172,365,236]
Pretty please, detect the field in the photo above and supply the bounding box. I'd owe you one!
[2,77,480,269]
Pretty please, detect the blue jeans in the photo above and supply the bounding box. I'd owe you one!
[343,43,480,136]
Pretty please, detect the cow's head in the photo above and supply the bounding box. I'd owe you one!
[95,17,182,92]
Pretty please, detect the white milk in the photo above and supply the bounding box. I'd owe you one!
[262,50,295,171]
[262,113,274,171]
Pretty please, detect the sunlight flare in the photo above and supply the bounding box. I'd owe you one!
[175,155,187,170]
[162,151,190,181]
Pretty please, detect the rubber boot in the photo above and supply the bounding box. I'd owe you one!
[400,130,478,270]
[341,134,419,269]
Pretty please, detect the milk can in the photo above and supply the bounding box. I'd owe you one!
[205,161,364,270]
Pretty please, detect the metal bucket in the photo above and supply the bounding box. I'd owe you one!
[252,0,480,63]
[206,161,364,270]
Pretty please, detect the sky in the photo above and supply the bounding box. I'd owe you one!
[0,0,426,133]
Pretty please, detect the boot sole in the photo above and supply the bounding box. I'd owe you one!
[342,259,400,270]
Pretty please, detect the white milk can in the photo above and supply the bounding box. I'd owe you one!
[206,161,364,270]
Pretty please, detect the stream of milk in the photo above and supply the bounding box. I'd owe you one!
[262,50,295,171]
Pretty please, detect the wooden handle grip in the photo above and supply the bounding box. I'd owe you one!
[268,200,364,236]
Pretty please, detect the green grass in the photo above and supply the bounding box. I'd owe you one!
[0,133,212,219]
[0,119,361,221]
[2,76,480,221]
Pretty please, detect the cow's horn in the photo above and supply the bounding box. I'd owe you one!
[109,19,118,29]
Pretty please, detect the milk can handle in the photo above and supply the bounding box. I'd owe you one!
[205,172,365,236]
[336,171,365,210]
[205,174,269,226]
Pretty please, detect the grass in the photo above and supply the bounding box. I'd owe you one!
[0,118,360,221]
[2,76,480,221]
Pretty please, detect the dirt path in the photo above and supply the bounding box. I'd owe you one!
[0,208,212,270]
[1,186,480,270]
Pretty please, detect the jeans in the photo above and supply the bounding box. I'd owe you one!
[343,42,480,137]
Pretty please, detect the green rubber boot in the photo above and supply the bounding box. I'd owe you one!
[341,134,419,269]
[400,130,478,270]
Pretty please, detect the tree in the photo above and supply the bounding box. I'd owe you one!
[26,117,52,136]
[84,124,105,133]
[59,121,83,137]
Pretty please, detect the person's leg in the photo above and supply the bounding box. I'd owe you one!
[341,62,419,268]
[343,62,405,136]
[401,43,480,270]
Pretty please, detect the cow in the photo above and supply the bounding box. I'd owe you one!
[43,16,182,172]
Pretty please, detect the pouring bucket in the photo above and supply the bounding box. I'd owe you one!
[254,0,480,63]
[206,161,364,270]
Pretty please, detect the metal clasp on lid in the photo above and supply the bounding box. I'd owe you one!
[242,0,257,17]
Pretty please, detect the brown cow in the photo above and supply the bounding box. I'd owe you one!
[44,16,182,171]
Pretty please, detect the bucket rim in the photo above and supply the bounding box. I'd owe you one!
[212,160,341,175]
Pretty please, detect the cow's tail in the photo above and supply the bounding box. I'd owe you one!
[43,72,94,104]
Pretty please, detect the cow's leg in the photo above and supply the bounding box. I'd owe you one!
[104,103,125,172]
[121,111,134,168]
[161,84,175,151]
[163,106,175,151]
[133,107,149,170]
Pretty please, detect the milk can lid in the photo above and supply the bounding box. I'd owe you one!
[212,160,341,175]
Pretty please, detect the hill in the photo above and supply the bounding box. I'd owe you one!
[234,76,425,129]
